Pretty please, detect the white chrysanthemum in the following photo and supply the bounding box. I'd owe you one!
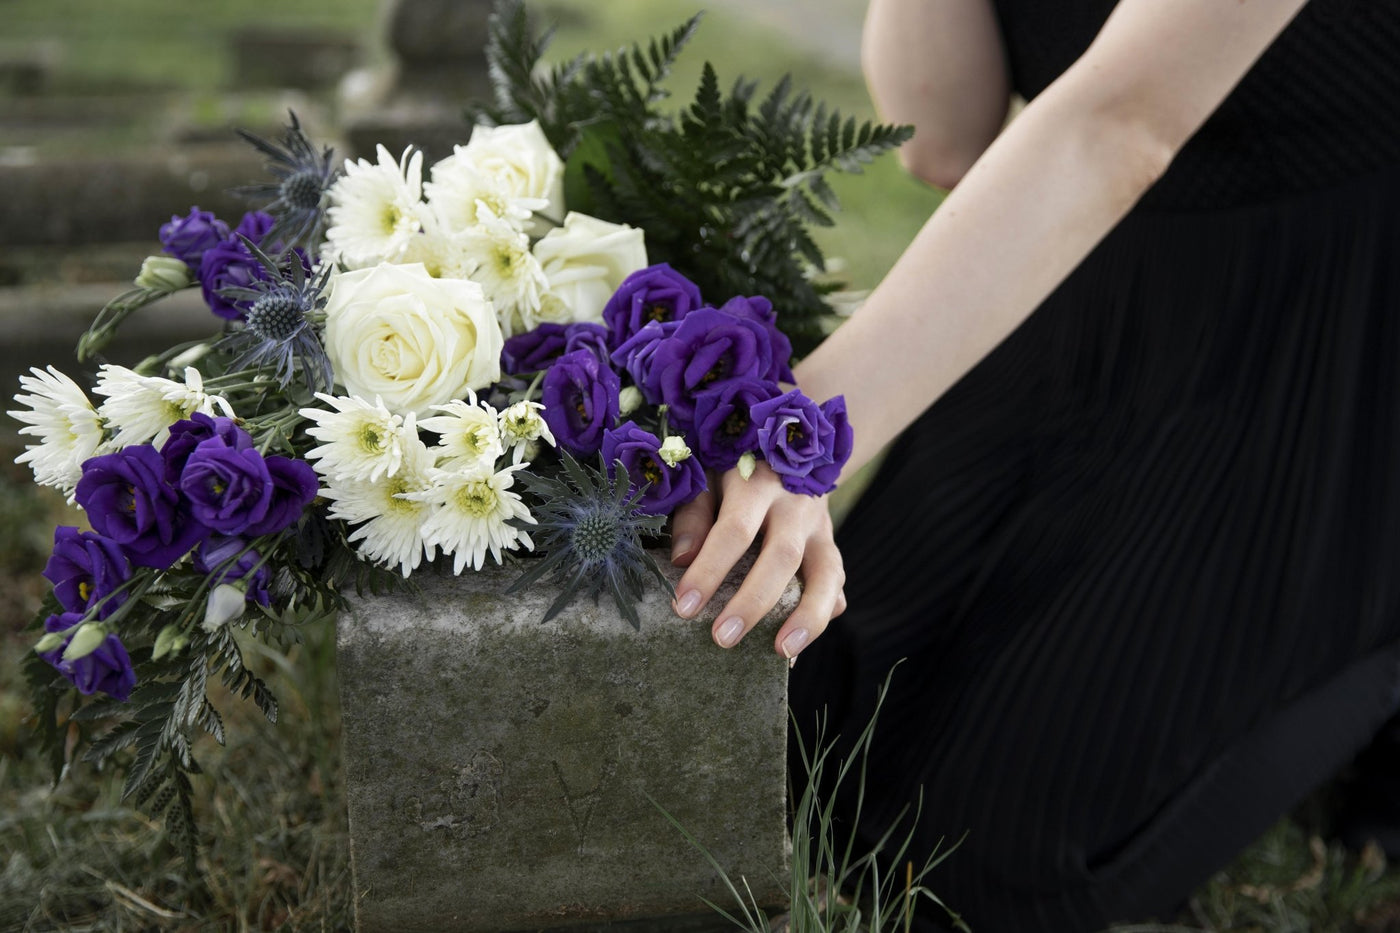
[300,393,426,483]
[8,366,108,494]
[424,159,544,235]
[499,400,555,464]
[322,441,436,577]
[93,365,233,449]
[408,463,535,573]
[325,145,426,268]
[459,216,548,337]
[419,393,504,473]
[396,218,476,281]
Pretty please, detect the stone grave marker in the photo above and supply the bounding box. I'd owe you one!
[337,551,795,932]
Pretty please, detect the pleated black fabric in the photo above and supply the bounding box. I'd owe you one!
[789,2,1400,929]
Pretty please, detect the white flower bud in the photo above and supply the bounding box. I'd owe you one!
[152,624,185,660]
[33,631,67,655]
[658,435,692,467]
[618,386,644,416]
[61,623,107,662]
[134,255,193,292]
[203,584,247,632]
[737,452,758,481]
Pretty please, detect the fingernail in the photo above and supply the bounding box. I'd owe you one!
[780,627,810,659]
[676,589,703,618]
[671,535,693,562]
[716,616,744,648]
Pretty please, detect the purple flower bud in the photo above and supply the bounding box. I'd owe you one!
[751,390,853,496]
[502,323,568,375]
[540,349,622,457]
[42,527,131,619]
[196,212,277,321]
[717,295,794,383]
[162,413,254,484]
[159,208,230,268]
[603,263,705,352]
[75,446,208,569]
[601,422,706,515]
[690,377,783,472]
[38,613,137,701]
[610,320,680,401]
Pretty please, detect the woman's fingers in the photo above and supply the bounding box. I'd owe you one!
[669,482,717,567]
[672,466,773,620]
[772,529,844,660]
[710,515,808,649]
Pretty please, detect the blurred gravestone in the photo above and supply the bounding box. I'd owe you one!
[344,0,495,162]
[232,29,361,90]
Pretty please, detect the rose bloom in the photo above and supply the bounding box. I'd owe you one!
[323,262,504,416]
[533,213,647,324]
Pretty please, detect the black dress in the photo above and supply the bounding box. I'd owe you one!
[789,1,1400,929]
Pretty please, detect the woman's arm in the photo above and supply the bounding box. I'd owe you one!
[862,0,1011,188]
[671,0,1311,657]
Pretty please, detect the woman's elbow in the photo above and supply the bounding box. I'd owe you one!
[896,138,985,190]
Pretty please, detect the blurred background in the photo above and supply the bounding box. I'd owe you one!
[3,1,1397,930]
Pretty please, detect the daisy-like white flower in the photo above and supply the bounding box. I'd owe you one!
[499,400,556,464]
[8,366,108,495]
[419,393,504,473]
[93,365,234,450]
[396,215,475,281]
[299,393,424,483]
[424,158,543,236]
[324,145,425,268]
[321,440,436,577]
[409,463,536,574]
[458,215,548,337]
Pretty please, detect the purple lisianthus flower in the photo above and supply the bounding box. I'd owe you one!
[180,442,275,536]
[603,263,705,352]
[610,320,681,401]
[644,307,778,427]
[194,536,272,607]
[751,389,853,496]
[690,377,783,472]
[601,422,707,515]
[540,349,622,456]
[159,207,229,268]
[197,211,277,321]
[563,322,611,361]
[75,446,208,569]
[42,527,131,619]
[38,612,137,701]
[243,455,318,537]
[717,295,795,383]
[502,323,568,374]
[162,413,254,484]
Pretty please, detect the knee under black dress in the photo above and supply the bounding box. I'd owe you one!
[789,2,1400,929]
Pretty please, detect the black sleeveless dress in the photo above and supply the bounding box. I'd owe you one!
[789,2,1400,929]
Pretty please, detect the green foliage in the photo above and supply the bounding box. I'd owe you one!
[471,0,913,357]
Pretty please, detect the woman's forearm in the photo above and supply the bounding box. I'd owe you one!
[798,0,1308,476]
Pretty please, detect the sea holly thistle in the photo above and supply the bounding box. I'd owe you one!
[234,111,340,255]
[471,0,914,356]
[507,453,669,630]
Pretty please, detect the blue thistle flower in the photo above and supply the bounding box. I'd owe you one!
[214,238,334,394]
[234,112,338,255]
[508,453,671,630]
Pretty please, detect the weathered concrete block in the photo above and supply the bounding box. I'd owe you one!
[337,552,796,933]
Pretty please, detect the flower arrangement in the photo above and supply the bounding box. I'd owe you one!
[11,0,909,859]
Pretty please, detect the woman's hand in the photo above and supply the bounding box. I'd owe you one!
[669,463,846,660]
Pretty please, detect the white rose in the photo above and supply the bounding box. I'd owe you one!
[425,120,564,236]
[324,263,504,416]
[532,212,648,325]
